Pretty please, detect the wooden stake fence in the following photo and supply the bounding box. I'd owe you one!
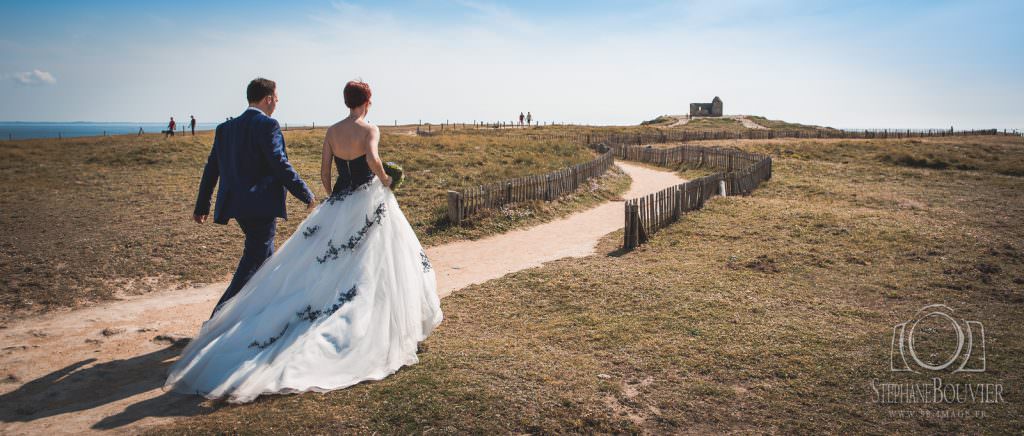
[446,147,614,224]
[440,126,1009,234]
[618,143,773,251]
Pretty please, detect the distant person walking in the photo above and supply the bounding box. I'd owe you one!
[518,112,524,127]
[190,115,197,136]
[526,111,532,126]
[165,117,176,137]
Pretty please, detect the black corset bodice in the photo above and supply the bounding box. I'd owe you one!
[332,154,375,194]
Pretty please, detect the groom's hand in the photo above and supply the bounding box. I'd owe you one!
[193,214,208,224]
[306,196,317,211]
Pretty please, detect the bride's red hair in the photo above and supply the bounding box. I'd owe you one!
[344,80,372,109]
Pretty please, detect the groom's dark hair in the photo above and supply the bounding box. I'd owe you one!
[247,78,276,103]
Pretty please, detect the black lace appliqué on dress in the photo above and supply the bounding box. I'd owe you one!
[419,250,432,273]
[249,285,360,351]
[303,225,320,239]
[316,202,387,264]
[324,179,373,206]
[249,322,290,350]
[296,285,359,322]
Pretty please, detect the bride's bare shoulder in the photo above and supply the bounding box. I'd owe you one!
[354,120,378,136]
[328,119,351,131]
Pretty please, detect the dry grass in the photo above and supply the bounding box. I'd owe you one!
[152,135,1023,434]
[688,136,1024,177]
[0,129,623,319]
[747,115,841,133]
[640,115,675,126]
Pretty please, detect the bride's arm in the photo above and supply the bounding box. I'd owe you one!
[320,135,333,196]
[366,125,392,188]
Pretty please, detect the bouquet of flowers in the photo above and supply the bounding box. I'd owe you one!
[383,161,404,190]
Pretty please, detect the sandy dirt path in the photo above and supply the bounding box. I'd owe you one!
[667,115,691,127]
[0,161,683,435]
[668,114,766,130]
[734,116,767,130]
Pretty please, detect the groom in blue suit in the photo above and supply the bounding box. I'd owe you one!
[193,78,316,316]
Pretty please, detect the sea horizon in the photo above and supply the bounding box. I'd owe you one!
[0,120,324,140]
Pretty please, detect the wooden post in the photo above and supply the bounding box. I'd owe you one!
[544,175,552,201]
[673,187,682,220]
[637,204,648,244]
[624,203,633,250]
[446,191,462,225]
[625,203,643,250]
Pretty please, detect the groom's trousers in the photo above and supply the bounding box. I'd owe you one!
[211,217,277,317]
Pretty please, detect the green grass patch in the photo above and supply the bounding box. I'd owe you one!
[747,116,840,133]
[640,115,675,126]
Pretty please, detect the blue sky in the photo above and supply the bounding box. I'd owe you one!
[1,0,1021,129]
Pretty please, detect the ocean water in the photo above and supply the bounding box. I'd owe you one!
[0,122,220,140]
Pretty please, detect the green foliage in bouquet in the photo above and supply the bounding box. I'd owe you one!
[383,161,404,190]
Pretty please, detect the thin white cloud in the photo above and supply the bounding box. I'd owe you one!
[453,0,539,33]
[7,69,57,86]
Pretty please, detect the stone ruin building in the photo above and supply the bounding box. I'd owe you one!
[689,96,723,117]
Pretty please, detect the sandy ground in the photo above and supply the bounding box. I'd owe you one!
[733,116,767,130]
[667,114,692,127]
[0,161,683,435]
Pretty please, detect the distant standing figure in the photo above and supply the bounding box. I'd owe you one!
[190,115,197,136]
[165,117,176,137]
[518,112,524,126]
[526,111,532,126]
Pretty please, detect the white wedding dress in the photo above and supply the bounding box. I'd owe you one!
[164,154,443,403]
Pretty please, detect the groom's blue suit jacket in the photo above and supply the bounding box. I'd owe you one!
[194,108,313,225]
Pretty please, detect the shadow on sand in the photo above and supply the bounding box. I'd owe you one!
[0,339,223,430]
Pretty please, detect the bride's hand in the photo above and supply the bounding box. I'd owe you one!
[382,175,393,189]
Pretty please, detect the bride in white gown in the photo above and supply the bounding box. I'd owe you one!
[164,80,443,403]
